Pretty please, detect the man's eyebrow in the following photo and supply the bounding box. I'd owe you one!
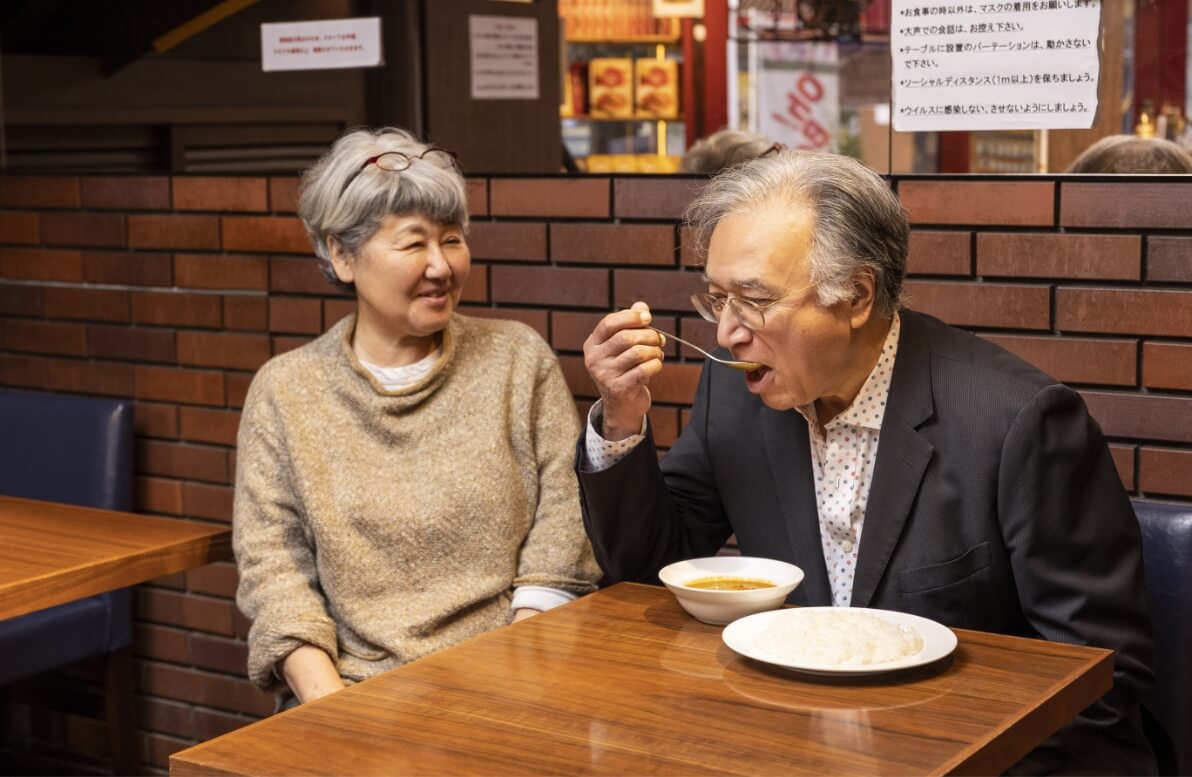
[701,273,774,294]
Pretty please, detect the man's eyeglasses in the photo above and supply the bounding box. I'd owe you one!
[690,282,815,331]
[340,146,459,196]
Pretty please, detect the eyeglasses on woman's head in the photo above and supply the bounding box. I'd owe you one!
[340,146,459,197]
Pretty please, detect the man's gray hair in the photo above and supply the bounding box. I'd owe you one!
[297,127,469,291]
[685,150,908,316]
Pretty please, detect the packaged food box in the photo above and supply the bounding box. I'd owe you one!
[635,59,679,118]
[589,58,634,118]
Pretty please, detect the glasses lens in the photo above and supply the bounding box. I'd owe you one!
[690,293,722,324]
[422,148,458,169]
[374,152,412,172]
[727,298,765,330]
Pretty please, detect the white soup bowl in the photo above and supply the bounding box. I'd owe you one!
[658,556,804,625]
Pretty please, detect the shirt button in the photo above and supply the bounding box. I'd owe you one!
[841,539,854,553]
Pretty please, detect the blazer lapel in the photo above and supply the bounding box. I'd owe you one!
[849,313,935,608]
[761,406,831,605]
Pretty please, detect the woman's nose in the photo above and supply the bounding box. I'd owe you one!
[424,245,451,278]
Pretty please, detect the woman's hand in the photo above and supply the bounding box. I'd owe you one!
[280,644,345,704]
[583,301,665,440]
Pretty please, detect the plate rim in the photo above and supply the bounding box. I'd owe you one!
[722,606,958,676]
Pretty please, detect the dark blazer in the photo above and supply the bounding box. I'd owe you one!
[578,310,1155,775]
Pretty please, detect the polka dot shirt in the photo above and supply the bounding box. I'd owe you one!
[795,314,900,606]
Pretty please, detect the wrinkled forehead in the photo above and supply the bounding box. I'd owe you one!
[704,201,815,293]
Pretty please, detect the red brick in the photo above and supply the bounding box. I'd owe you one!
[491,266,608,307]
[979,334,1137,387]
[0,353,44,387]
[175,253,268,291]
[459,305,550,341]
[467,221,547,261]
[149,572,187,590]
[145,731,190,771]
[137,588,235,636]
[136,476,184,515]
[223,296,269,331]
[903,280,1051,330]
[87,324,176,363]
[138,662,275,717]
[134,623,189,664]
[272,335,315,355]
[614,177,705,220]
[39,211,126,248]
[551,310,605,352]
[226,373,253,408]
[677,317,718,356]
[129,214,220,250]
[182,482,234,523]
[134,402,179,439]
[323,297,355,328]
[269,175,301,213]
[177,330,271,371]
[42,286,129,322]
[64,715,108,762]
[0,319,87,356]
[1108,444,1135,491]
[0,211,39,243]
[189,633,248,675]
[648,406,680,447]
[187,562,239,598]
[138,440,228,483]
[173,177,268,212]
[0,247,83,281]
[269,296,322,334]
[139,697,192,738]
[466,178,489,216]
[132,291,222,328]
[1142,342,1192,391]
[179,407,241,446]
[270,256,343,294]
[192,708,252,742]
[906,231,971,276]
[899,181,1054,226]
[551,223,675,265]
[1146,236,1192,282]
[1139,447,1192,498]
[649,361,704,404]
[0,283,43,316]
[81,176,170,210]
[222,215,309,253]
[557,354,597,398]
[135,365,225,406]
[490,177,610,218]
[679,225,703,267]
[976,233,1140,280]
[614,268,705,311]
[461,265,487,303]
[0,176,80,208]
[1082,391,1192,444]
[43,359,134,396]
[82,250,173,286]
[1056,288,1192,337]
[1060,182,1192,229]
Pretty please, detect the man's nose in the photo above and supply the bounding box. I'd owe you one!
[716,304,751,349]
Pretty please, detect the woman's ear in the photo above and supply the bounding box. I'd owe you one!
[848,270,877,329]
[327,236,355,284]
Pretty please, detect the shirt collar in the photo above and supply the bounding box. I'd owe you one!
[796,312,901,433]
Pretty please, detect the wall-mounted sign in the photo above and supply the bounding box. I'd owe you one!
[891,0,1101,131]
[652,0,705,19]
[470,16,539,100]
[261,17,382,72]
[755,42,841,153]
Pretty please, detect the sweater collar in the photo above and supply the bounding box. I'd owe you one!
[330,313,459,399]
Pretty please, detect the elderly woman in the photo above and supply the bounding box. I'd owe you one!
[233,127,600,705]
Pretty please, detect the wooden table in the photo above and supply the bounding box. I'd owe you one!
[0,494,232,620]
[171,582,1112,776]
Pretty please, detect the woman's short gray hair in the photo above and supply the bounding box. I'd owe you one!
[685,150,908,317]
[297,127,469,291]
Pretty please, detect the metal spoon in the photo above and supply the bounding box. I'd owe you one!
[649,327,762,372]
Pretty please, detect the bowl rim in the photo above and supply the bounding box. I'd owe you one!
[659,556,805,593]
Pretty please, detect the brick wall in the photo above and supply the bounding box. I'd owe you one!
[1,172,1190,772]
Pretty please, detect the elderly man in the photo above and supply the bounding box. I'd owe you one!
[576,151,1155,774]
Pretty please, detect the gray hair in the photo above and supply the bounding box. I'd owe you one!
[685,150,907,316]
[681,129,777,174]
[297,127,469,291]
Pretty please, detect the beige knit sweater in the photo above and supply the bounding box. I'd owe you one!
[233,313,600,691]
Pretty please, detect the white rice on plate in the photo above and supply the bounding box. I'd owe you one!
[755,609,924,666]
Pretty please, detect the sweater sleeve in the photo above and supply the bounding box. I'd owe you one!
[513,342,602,595]
[233,372,339,691]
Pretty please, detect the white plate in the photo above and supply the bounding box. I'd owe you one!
[722,607,958,676]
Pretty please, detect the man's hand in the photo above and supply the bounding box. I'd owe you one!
[583,301,665,440]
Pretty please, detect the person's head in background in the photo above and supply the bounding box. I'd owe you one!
[681,128,780,174]
[1065,134,1192,174]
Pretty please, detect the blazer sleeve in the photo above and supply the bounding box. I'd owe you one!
[576,362,734,584]
[997,383,1155,775]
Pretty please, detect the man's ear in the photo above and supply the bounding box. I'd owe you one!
[327,236,354,284]
[848,269,877,329]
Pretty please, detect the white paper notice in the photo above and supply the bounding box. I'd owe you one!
[470,16,539,100]
[261,17,382,72]
[891,0,1102,131]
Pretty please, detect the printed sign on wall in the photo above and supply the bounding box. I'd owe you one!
[261,17,382,72]
[470,16,540,100]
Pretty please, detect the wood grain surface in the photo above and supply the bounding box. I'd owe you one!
[0,494,232,620]
[170,583,1111,776]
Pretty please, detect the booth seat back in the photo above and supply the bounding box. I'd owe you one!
[1133,499,1192,776]
[0,389,135,681]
